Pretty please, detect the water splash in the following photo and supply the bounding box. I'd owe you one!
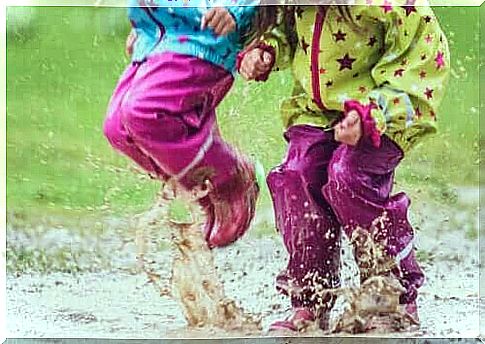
[331,215,419,334]
[132,183,261,332]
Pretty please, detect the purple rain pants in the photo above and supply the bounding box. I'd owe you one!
[103,52,244,191]
[267,124,425,315]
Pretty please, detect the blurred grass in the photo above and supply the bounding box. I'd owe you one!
[6,6,480,229]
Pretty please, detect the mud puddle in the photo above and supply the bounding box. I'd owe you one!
[6,187,480,338]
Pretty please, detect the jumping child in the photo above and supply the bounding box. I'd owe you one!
[104,0,276,247]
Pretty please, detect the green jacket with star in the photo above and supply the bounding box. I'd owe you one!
[260,0,450,152]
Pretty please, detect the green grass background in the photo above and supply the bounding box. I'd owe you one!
[6,6,481,229]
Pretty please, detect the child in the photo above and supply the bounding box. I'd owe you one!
[103,0,275,247]
[239,0,450,332]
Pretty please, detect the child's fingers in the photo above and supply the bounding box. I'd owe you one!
[346,109,360,121]
[334,122,351,145]
[336,125,361,146]
[246,51,268,74]
[336,132,352,146]
[254,60,269,73]
[214,14,235,36]
[241,63,256,80]
[343,116,358,128]
[239,58,250,78]
[206,10,225,30]
[262,51,272,65]
[200,15,207,30]
[213,19,229,35]
[201,8,216,30]
[203,8,235,36]
[125,31,137,57]
[339,111,360,131]
[244,53,269,79]
[219,20,236,36]
[222,12,236,35]
[240,60,256,80]
[239,49,270,80]
[334,129,343,143]
[240,68,252,80]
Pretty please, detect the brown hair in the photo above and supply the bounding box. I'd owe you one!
[242,5,298,51]
[336,5,353,21]
[242,5,278,44]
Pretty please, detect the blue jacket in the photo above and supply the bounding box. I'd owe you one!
[127,0,257,73]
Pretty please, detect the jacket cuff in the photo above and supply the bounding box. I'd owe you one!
[236,42,276,82]
[344,100,383,148]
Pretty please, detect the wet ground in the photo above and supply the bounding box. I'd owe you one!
[5,187,481,338]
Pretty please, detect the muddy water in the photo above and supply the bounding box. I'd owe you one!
[5,188,480,338]
[133,186,261,333]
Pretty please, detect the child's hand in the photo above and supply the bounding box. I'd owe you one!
[201,8,236,36]
[125,30,137,57]
[239,48,273,81]
[334,110,363,146]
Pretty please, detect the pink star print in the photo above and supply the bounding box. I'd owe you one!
[435,51,445,70]
[382,0,393,13]
[425,34,433,44]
